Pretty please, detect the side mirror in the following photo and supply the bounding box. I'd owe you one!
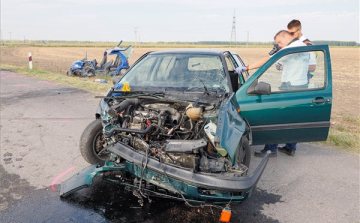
[247,81,271,95]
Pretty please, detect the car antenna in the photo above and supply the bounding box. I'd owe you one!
[196,77,210,96]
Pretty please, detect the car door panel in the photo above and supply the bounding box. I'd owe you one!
[236,45,332,145]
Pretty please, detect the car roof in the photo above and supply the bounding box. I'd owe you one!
[149,49,225,56]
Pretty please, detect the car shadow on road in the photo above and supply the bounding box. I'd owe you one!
[0,165,281,223]
[61,178,281,223]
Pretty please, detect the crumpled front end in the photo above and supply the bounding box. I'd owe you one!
[62,92,269,203]
[61,150,270,203]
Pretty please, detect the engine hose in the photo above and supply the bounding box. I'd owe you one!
[104,123,158,137]
[111,99,140,113]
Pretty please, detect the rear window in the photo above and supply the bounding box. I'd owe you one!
[188,57,224,71]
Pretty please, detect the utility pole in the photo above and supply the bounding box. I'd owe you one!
[246,31,249,48]
[139,34,141,48]
[230,10,236,47]
[134,27,138,48]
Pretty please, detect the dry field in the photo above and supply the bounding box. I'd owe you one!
[1,46,359,147]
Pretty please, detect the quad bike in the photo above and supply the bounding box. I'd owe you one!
[66,57,97,77]
[66,40,133,77]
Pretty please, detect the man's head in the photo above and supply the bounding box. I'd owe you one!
[287,19,302,38]
[274,30,294,48]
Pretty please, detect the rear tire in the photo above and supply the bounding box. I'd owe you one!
[79,119,109,165]
[66,69,73,76]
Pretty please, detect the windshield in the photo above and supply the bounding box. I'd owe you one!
[119,53,229,92]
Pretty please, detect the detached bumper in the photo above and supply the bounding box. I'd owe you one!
[60,143,270,202]
[60,163,125,198]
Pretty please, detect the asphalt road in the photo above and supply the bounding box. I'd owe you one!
[0,70,359,223]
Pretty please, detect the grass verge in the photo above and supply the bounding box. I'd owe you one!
[327,129,359,152]
[1,63,359,154]
[1,64,112,94]
[326,117,360,154]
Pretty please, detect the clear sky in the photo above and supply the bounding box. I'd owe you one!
[1,0,359,42]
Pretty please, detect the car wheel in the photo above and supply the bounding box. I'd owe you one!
[119,68,128,76]
[79,119,109,165]
[236,136,251,168]
[66,69,73,76]
[87,69,95,77]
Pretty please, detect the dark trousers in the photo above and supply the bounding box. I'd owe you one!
[264,143,297,152]
[270,82,306,151]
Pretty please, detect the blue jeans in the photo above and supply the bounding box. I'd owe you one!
[264,143,297,152]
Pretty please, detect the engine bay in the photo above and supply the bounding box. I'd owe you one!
[99,96,248,175]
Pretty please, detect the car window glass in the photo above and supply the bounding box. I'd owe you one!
[124,56,157,83]
[234,54,250,81]
[235,55,244,66]
[228,54,239,68]
[225,56,235,72]
[154,56,176,81]
[188,57,221,71]
[258,50,325,93]
[120,54,229,92]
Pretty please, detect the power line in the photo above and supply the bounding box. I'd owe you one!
[134,27,138,47]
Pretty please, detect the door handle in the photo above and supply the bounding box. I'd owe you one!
[312,98,330,104]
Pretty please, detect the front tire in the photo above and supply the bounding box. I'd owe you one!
[237,136,251,168]
[79,119,109,165]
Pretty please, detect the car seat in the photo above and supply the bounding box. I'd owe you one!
[99,51,107,68]
[109,55,122,71]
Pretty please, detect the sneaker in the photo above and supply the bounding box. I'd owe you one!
[278,146,296,156]
[254,149,277,157]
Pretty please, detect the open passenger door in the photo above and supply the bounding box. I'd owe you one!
[236,45,332,145]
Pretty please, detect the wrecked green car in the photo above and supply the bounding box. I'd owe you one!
[61,46,332,206]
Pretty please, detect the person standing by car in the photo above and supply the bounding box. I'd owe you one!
[287,19,317,83]
[236,30,309,88]
[268,20,318,156]
[239,20,316,79]
[236,30,310,157]
[237,21,316,157]
[271,20,318,155]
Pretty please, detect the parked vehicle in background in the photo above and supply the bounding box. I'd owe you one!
[66,53,97,77]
